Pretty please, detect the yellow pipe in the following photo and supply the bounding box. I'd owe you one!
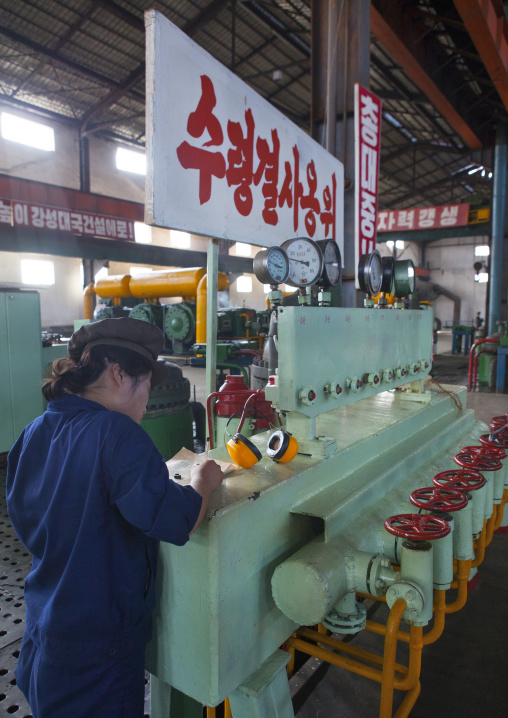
[472,522,487,567]
[379,599,408,718]
[206,708,216,718]
[286,633,296,677]
[485,510,497,546]
[224,698,232,718]
[95,274,133,299]
[493,490,507,531]
[83,282,95,320]
[129,267,206,299]
[445,559,471,613]
[195,272,229,344]
[365,589,446,646]
[296,627,407,675]
[394,681,421,718]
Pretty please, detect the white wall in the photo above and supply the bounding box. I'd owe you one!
[424,236,487,326]
[0,251,83,330]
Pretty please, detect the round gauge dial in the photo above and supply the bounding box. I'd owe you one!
[316,239,342,287]
[381,256,395,294]
[253,247,290,285]
[393,259,416,297]
[281,237,324,287]
[358,250,383,295]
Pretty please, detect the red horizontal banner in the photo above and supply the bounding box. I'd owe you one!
[377,203,469,232]
[0,198,135,241]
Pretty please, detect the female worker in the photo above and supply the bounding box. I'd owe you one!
[6,317,223,718]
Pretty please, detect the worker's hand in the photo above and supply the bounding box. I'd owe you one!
[190,459,224,497]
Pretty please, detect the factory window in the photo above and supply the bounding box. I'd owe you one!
[116,147,146,175]
[1,112,55,151]
[21,259,55,285]
[94,267,108,282]
[134,222,152,244]
[171,230,191,249]
[236,276,252,293]
[130,267,153,276]
[477,272,489,283]
[234,242,252,257]
[386,240,405,250]
[474,245,490,256]
[263,284,270,293]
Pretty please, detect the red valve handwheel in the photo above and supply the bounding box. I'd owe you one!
[409,486,468,512]
[454,451,503,472]
[433,469,486,492]
[479,433,508,450]
[491,415,508,429]
[384,513,451,540]
[462,445,507,460]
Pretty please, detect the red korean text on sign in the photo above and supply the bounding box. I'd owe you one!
[253,130,280,225]
[176,75,226,204]
[176,75,338,239]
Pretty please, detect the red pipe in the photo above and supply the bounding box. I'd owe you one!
[468,338,499,390]
[473,349,496,391]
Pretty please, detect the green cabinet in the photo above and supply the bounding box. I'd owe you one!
[0,290,44,453]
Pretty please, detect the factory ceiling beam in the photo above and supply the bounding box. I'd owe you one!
[11,5,97,98]
[183,0,230,37]
[371,0,483,149]
[0,226,253,275]
[451,0,508,113]
[378,224,488,244]
[80,64,145,132]
[80,0,231,133]
[0,25,145,103]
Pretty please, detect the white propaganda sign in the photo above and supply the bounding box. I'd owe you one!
[145,10,344,252]
[354,84,382,287]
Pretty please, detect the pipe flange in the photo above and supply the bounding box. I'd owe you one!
[322,600,367,635]
[385,580,424,622]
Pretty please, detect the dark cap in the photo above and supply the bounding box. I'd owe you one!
[68,318,169,387]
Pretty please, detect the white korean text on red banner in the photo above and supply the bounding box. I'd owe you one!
[145,10,344,254]
[6,200,135,241]
[354,84,382,288]
[377,203,470,232]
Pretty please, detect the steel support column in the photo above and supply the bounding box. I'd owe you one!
[311,0,370,306]
[488,123,507,335]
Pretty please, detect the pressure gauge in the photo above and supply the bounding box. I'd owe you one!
[253,246,290,285]
[358,250,383,295]
[281,237,324,287]
[380,256,395,294]
[393,259,416,297]
[316,239,342,287]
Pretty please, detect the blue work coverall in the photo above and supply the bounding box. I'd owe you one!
[6,394,202,718]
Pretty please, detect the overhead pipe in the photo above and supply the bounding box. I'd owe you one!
[83,282,95,320]
[195,272,229,344]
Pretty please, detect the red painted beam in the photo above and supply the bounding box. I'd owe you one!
[371,4,482,149]
[0,174,144,221]
[452,0,508,110]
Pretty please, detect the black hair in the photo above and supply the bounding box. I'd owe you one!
[42,344,152,402]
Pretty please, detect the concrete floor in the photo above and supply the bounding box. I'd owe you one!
[0,345,506,718]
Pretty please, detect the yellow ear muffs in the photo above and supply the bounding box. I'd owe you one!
[226,433,263,468]
[265,430,298,463]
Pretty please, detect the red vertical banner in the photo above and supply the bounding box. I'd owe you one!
[354,84,382,287]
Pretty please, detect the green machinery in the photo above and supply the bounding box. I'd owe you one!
[147,302,493,717]
[0,289,68,453]
[94,301,270,355]
[0,289,195,461]
[141,361,194,460]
